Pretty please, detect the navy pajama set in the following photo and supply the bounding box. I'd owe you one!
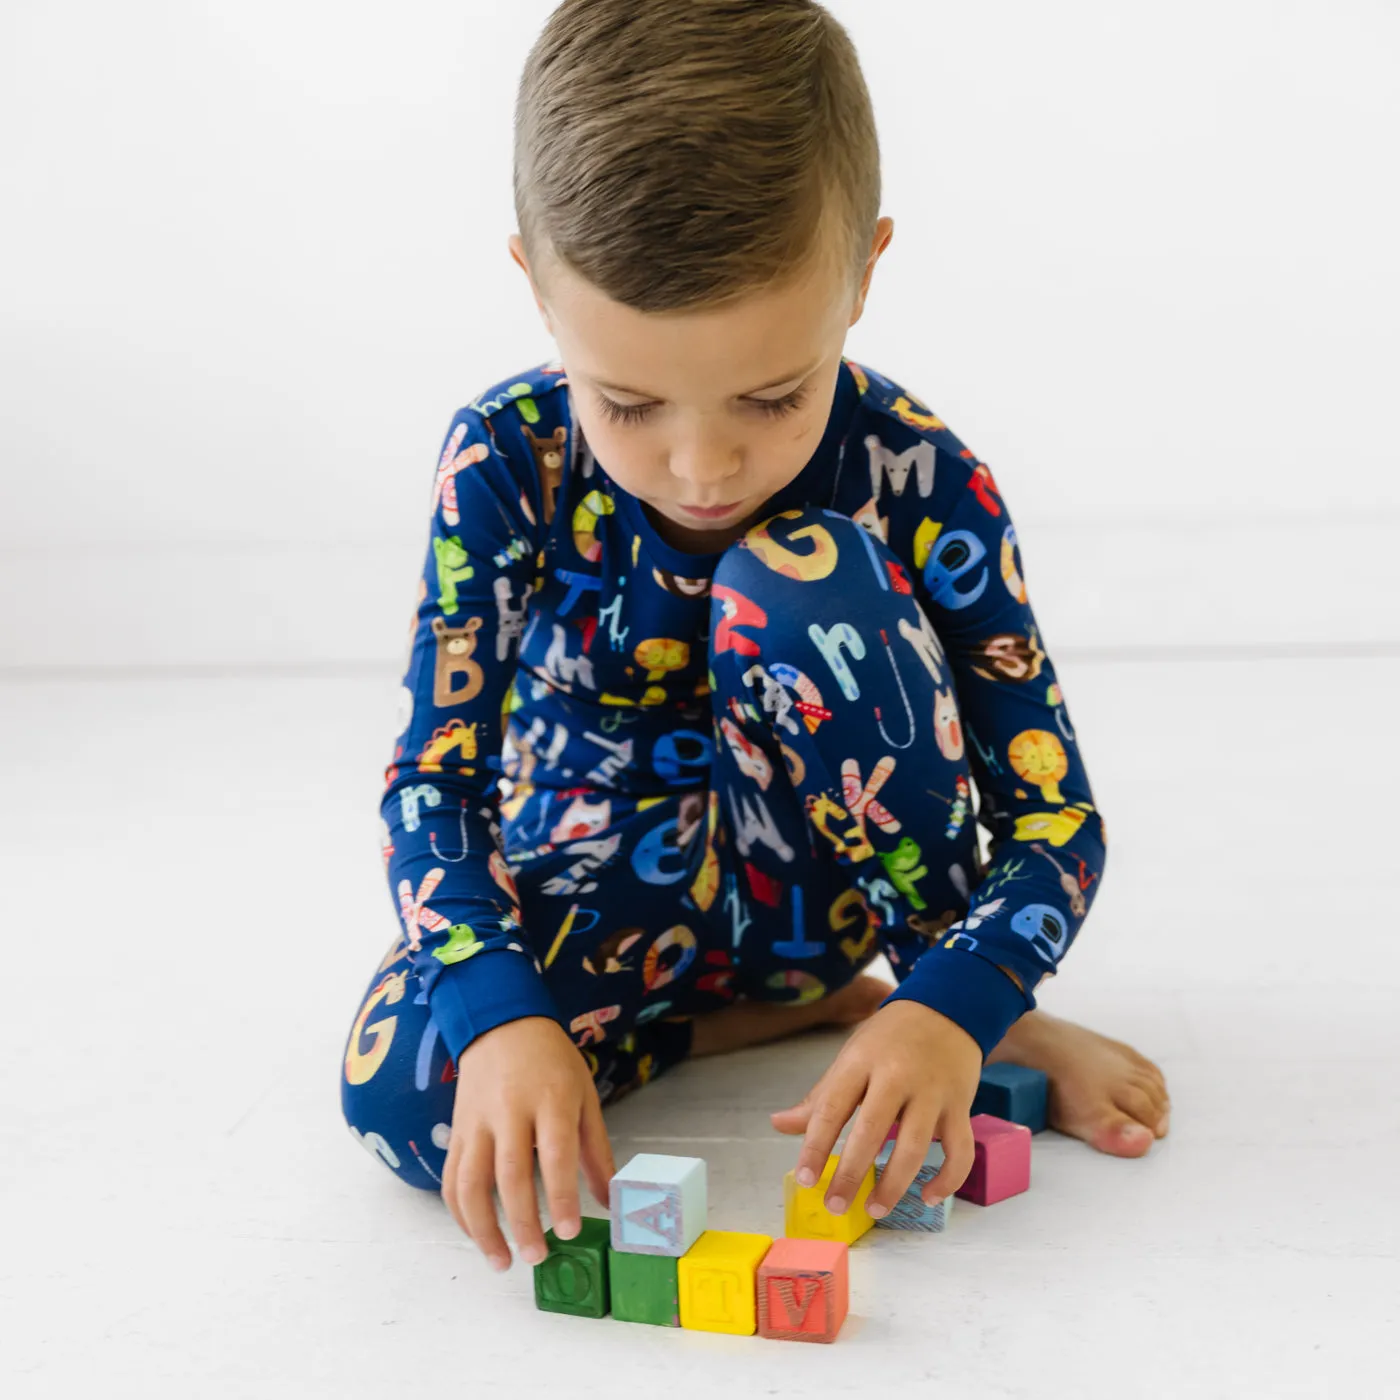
[340,356,1107,1191]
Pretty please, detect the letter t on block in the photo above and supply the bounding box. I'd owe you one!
[756,1238,849,1343]
[609,1153,707,1256]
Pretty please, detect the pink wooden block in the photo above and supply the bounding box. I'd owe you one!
[954,1114,1031,1206]
[756,1238,849,1343]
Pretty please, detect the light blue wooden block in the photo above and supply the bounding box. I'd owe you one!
[609,1153,707,1256]
[873,1140,952,1232]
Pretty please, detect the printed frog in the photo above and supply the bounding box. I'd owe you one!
[878,836,929,910]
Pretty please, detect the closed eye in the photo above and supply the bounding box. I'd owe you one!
[596,384,810,427]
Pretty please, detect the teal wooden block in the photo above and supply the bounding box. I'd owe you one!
[873,1139,952,1231]
[972,1063,1048,1133]
[609,1153,707,1257]
[534,1217,611,1318]
[608,1246,681,1326]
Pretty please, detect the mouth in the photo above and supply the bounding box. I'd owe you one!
[678,501,746,521]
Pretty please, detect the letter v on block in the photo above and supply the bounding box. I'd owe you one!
[772,1274,824,1329]
[756,1238,850,1343]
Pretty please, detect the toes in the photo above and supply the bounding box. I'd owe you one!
[1091,1115,1155,1158]
[1130,1069,1169,1113]
[1132,1054,1169,1093]
[1116,1083,1160,1130]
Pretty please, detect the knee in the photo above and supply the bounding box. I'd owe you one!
[712,503,871,598]
[709,505,909,675]
[340,1092,447,1194]
[340,1017,452,1194]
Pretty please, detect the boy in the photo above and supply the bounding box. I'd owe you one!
[341,0,1169,1273]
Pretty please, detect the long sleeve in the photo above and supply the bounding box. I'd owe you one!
[379,407,564,1063]
[880,437,1108,1057]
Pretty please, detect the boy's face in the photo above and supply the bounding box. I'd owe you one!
[508,216,894,554]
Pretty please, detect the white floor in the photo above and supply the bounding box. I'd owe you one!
[2,654,1396,1398]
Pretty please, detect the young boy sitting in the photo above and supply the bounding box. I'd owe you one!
[341,0,1171,1274]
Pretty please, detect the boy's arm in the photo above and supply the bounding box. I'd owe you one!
[380,407,564,1064]
[879,432,1108,1058]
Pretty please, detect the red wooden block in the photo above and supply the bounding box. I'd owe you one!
[955,1114,1031,1205]
[756,1238,849,1343]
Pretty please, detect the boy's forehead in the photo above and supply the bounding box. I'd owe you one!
[546,251,849,399]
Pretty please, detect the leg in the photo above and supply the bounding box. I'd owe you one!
[703,505,981,1008]
[340,937,460,1191]
[689,973,894,1057]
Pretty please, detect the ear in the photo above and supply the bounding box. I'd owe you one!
[508,233,553,330]
[850,216,895,327]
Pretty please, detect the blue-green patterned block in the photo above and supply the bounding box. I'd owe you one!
[971,1063,1048,1133]
[873,1140,953,1232]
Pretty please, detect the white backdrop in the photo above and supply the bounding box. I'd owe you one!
[2,0,1397,670]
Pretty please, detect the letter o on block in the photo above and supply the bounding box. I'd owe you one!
[534,1218,611,1318]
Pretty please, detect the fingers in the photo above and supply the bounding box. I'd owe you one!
[496,1124,549,1267]
[459,1131,512,1271]
[578,1085,617,1211]
[793,1063,867,1194]
[769,1093,814,1135]
[825,1097,902,1216]
[535,1107,582,1242]
[921,1112,975,1205]
[865,1109,937,1218]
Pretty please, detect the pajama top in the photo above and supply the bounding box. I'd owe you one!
[379,356,1107,1065]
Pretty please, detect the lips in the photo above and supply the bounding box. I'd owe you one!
[680,502,744,519]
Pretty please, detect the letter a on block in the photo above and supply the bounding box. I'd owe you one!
[610,1153,707,1256]
[623,1195,678,1247]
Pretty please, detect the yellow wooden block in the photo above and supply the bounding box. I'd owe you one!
[784,1153,876,1244]
[677,1229,774,1335]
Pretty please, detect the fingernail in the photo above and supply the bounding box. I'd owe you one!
[1121,1122,1150,1140]
[827,1195,847,1215]
[796,1167,816,1188]
[521,1244,547,1265]
[490,1255,510,1272]
[556,1219,580,1240]
[926,1195,946,1208]
[867,1202,888,1219]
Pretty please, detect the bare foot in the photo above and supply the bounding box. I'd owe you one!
[986,1009,1171,1157]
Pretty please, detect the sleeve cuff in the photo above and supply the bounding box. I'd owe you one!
[427,949,568,1064]
[880,945,1033,1060]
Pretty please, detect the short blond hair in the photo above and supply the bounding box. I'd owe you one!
[512,0,881,313]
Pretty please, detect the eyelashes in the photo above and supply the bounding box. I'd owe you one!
[595,384,810,427]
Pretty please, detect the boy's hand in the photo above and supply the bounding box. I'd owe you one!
[441,1015,615,1271]
[770,1000,983,1217]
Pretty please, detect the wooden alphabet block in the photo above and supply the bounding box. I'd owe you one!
[783,1153,876,1245]
[678,1230,773,1335]
[971,1062,1048,1133]
[756,1238,849,1343]
[955,1114,1032,1206]
[608,1246,680,1327]
[533,1216,611,1318]
[609,1153,707,1257]
[873,1138,952,1231]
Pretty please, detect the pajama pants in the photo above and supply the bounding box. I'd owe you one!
[341,506,982,1192]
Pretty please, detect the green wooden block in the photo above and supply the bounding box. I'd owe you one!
[608,1246,681,1327]
[534,1217,611,1318]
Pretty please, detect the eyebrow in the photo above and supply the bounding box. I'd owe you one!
[592,360,819,400]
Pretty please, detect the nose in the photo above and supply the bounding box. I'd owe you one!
[668,426,743,494]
